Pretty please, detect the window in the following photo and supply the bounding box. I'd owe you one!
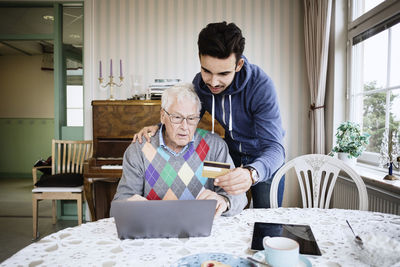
[66,69,83,127]
[348,0,400,166]
[66,85,83,126]
[352,0,385,20]
[64,5,83,128]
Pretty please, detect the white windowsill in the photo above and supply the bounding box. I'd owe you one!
[352,163,400,195]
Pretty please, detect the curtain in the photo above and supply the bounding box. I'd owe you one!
[304,0,332,154]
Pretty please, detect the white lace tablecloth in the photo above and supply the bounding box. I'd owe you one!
[2,208,400,267]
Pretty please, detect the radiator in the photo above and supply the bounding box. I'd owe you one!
[332,176,400,215]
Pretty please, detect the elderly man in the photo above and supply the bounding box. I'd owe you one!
[112,83,247,217]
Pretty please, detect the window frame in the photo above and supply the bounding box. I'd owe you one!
[347,0,400,167]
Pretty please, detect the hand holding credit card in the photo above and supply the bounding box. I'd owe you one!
[202,161,231,178]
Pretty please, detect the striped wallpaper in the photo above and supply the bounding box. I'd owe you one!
[84,0,311,160]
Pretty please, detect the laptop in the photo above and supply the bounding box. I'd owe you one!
[111,199,217,239]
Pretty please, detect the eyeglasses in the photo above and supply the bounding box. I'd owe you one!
[163,109,200,125]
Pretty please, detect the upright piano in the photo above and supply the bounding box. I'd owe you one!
[84,100,224,220]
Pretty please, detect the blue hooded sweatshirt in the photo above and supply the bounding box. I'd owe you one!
[192,56,285,183]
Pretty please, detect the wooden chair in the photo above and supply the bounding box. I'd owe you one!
[32,139,92,239]
[270,154,368,211]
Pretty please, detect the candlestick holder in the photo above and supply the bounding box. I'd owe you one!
[379,128,400,180]
[99,75,124,101]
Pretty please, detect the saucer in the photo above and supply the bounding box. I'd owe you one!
[253,251,312,267]
[170,252,257,267]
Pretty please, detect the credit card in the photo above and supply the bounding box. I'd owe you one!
[202,161,230,178]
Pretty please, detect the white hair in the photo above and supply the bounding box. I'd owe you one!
[161,83,201,114]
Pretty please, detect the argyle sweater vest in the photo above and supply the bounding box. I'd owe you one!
[141,128,213,200]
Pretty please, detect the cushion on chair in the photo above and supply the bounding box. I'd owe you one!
[35,173,83,187]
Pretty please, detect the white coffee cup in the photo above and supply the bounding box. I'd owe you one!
[263,236,299,267]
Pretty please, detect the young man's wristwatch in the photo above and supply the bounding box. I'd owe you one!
[244,166,259,184]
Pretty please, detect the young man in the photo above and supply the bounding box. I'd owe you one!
[134,22,285,208]
[114,83,247,217]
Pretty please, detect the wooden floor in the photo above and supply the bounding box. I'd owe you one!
[0,177,77,263]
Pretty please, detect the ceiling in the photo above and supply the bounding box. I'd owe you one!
[0,6,82,56]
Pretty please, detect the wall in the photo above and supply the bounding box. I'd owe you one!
[84,0,310,158]
[0,55,54,118]
[0,118,53,177]
[0,55,54,177]
[84,0,310,206]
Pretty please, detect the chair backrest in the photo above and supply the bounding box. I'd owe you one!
[52,139,93,175]
[270,154,368,211]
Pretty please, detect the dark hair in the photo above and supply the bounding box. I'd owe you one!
[198,21,245,62]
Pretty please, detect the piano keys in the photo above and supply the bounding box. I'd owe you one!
[100,165,123,169]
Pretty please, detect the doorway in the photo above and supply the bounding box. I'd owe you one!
[0,2,85,220]
[0,3,83,178]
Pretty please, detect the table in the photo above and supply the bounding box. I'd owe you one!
[2,208,400,266]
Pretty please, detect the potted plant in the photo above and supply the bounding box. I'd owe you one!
[330,121,370,165]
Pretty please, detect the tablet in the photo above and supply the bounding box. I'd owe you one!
[250,222,322,256]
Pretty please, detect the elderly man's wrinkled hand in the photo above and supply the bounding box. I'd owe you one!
[132,125,159,144]
[127,194,148,201]
[214,167,252,195]
[197,189,227,217]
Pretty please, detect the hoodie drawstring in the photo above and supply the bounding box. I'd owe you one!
[221,95,226,125]
[211,94,215,134]
[211,94,233,136]
[229,95,232,132]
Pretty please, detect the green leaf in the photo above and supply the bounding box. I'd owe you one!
[331,121,370,158]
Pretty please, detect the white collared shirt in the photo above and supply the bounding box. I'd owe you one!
[158,124,195,156]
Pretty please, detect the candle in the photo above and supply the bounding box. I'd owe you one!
[120,59,123,77]
[99,60,102,78]
[110,59,113,76]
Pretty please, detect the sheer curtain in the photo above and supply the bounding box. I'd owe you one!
[304,0,332,154]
